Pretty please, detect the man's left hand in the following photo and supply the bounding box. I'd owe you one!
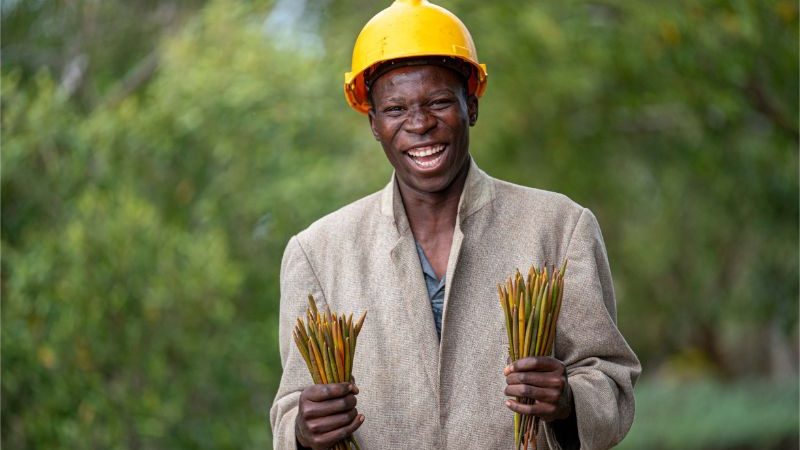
[503,356,573,422]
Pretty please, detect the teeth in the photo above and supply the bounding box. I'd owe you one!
[407,144,445,157]
[413,154,444,168]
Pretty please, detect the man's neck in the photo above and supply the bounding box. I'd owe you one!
[397,162,468,242]
[396,161,470,279]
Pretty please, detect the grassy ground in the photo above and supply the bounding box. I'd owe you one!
[617,377,799,450]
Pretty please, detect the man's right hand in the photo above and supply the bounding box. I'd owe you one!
[295,383,364,450]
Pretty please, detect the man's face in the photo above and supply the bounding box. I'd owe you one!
[368,65,478,195]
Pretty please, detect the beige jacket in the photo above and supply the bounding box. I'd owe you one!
[270,159,641,449]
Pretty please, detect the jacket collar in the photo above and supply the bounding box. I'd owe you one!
[379,157,495,236]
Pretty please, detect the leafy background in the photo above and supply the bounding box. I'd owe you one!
[2,0,797,448]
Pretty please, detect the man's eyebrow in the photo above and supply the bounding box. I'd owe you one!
[377,89,457,104]
[428,89,457,96]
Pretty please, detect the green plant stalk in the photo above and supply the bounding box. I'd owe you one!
[512,305,519,362]
[534,282,550,357]
[522,300,536,358]
[348,321,356,379]
[307,342,323,384]
[499,262,567,450]
[518,295,525,358]
[294,296,366,450]
[308,328,327,384]
[499,285,515,360]
[344,337,352,381]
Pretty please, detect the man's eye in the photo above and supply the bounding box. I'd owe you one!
[383,106,404,114]
[430,99,453,109]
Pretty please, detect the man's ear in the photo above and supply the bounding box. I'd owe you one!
[467,95,479,127]
[368,109,380,141]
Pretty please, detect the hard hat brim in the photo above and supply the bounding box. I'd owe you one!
[344,57,487,114]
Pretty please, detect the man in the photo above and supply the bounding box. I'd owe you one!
[270,1,640,449]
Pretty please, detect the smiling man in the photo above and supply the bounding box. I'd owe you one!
[270,1,640,449]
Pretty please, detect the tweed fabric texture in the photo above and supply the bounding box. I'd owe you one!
[270,159,641,450]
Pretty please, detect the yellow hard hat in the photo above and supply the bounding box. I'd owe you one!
[344,0,488,114]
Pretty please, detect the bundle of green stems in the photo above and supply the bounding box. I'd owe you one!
[293,295,367,450]
[498,261,567,450]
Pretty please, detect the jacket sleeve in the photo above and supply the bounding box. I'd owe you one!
[543,208,641,450]
[270,236,327,450]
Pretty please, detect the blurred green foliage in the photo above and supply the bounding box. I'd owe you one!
[618,378,799,450]
[2,0,797,448]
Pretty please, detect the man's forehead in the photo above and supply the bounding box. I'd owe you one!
[369,64,466,97]
[366,57,470,89]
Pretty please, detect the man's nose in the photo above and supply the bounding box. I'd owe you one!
[403,107,436,135]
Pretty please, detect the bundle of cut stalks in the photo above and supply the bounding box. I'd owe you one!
[498,261,567,450]
[293,295,367,450]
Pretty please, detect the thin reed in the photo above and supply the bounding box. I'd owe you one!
[293,295,367,450]
[498,261,567,450]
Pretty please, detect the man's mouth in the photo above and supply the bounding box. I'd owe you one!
[405,144,446,168]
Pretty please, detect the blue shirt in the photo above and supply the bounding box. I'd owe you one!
[414,241,446,339]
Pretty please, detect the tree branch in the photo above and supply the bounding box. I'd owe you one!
[744,74,799,142]
[99,51,160,109]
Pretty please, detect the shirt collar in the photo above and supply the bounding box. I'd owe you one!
[414,240,443,282]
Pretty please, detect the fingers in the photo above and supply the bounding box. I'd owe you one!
[304,409,358,435]
[505,370,564,389]
[301,393,358,419]
[504,384,562,404]
[297,383,363,449]
[503,356,571,422]
[302,383,355,402]
[300,383,358,421]
[505,398,559,418]
[305,413,365,449]
[504,356,564,375]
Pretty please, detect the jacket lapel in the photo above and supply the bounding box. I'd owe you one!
[439,158,495,372]
[381,177,441,398]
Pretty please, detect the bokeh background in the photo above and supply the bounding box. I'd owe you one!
[2,0,798,448]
